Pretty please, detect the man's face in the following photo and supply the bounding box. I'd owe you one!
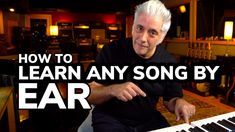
[132,13,165,59]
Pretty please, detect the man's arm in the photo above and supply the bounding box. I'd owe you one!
[87,81,113,105]
[163,97,179,113]
[163,97,196,124]
[88,81,146,105]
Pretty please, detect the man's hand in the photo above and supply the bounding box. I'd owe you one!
[109,82,146,102]
[174,98,196,124]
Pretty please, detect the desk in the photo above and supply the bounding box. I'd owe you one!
[0,87,16,132]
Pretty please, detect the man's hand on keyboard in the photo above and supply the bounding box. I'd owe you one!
[174,98,196,124]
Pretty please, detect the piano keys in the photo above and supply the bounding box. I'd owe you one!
[151,111,235,132]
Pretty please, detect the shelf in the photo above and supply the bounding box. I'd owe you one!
[196,40,235,45]
[165,39,190,43]
[165,39,235,45]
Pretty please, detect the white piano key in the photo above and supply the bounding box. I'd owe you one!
[191,111,235,131]
[190,123,208,132]
[150,123,192,132]
[150,111,235,132]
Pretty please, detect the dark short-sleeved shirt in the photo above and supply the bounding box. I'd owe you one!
[93,38,183,126]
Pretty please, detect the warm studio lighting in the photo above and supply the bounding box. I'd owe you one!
[107,24,118,30]
[74,25,90,29]
[224,21,233,40]
[179,5,186,13]
[108,26,118,31]
[9,8,15,12]
[50,25,58,36]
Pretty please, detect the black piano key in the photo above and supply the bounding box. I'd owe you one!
[210,122,228,132]
[201,124,216,132]
[222,119,235,129]
[208,123,219,132]
[194,126,206,132]
[190,127,202,132]
[217,119,235,130]
[188,127,205,132]
[189,128,196,132]
[228,117,235,123]
[201,123,226,132]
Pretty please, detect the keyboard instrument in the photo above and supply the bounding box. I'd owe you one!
[151,111,235,132]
